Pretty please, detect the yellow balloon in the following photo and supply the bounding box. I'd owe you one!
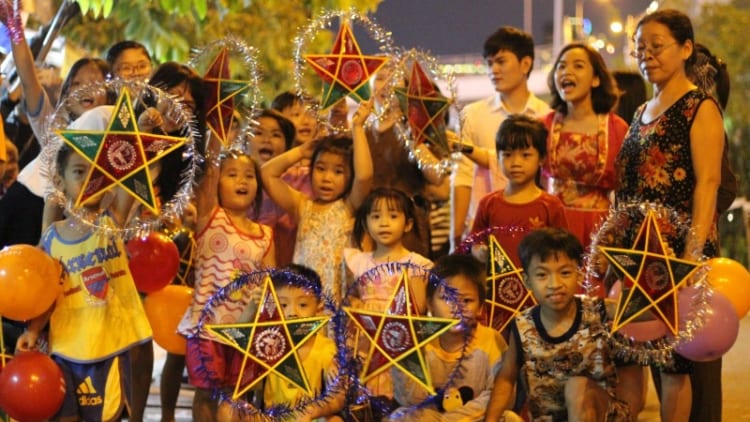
[144,285,193,355]
[0,245,63,321]
[706,257,750,318]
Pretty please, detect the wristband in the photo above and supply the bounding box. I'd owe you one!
[460,144,474,155]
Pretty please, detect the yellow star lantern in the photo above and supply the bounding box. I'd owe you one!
[394,60,451,157]
[483,234,536,332]
[206,275,329,399]
[56,89,187,215]
[304,22,389,110]
[600,211,701,335]
[344,270,458,395]
[203,48,252,146]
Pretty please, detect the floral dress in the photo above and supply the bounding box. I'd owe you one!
[543,111,628,249]
[615,89,718,258]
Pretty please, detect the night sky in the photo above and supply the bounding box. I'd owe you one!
[365,0,654,56]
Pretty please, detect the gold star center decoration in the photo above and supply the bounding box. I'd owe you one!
[343,270,458,395]
[484,234,536,332]
[57,89,187,215]
[394,60,452,157]
[206,275,329,399]
[304,22,389,110]
[203,47,252,146]
[600,210,701,335]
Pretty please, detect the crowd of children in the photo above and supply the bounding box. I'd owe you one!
[0,3,734,422]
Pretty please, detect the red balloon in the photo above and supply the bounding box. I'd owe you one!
[0,351,65,421]
[127,232,180,294]
[0,245,63,321]
[674,287,740,362]
[144,285,193,355]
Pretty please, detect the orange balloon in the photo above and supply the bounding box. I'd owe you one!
[144,285,193,355]
[0,245,63,321]
[706,257,750,318]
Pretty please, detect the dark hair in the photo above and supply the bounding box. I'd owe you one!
[58,58,110,104]
[272,264,322,299]
[218,151,264,218]
[310,136,354,199]
[548,43,618,115]
[690,43,730,110]
[612,70,648,123]
[518,227,584,272]
[256,109,296,150]
[147,62,208,202]
[270,91,302,112]
[105,40,151,68]
[636,9,696,67]
[495,114,548,159]
[55,143,76,176]
[483,26,535,78]
[428,254,486,303]
[353,188,419,248]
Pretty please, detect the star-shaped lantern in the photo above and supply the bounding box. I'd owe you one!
[483,234,536,333]
[304,22,388,110]
[344,270,458,394]
[206,275,329,399]
[57,89,187,214]
[600,211,701,335]
[203,48,252,146]
[395,61,451,157]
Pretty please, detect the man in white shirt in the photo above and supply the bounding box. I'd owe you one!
[452,27,550,248]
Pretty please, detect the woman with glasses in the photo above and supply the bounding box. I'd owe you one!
[616,9,725,422]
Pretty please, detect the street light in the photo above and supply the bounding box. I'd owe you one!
[610,21,623,34]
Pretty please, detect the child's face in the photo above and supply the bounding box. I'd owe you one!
[112,48,152,81]
[67,63,107,118]
[554,47,599,105]
[280,102,318,146]
[56,151,92,203]
[366,198,412,249]
[250,116,287,164]
[276,285,320,319]
[524,252,581,312]
[429,274,482,333]
[311,152,349,202]
[486,49,531,95]
[499,147,540,188]
[218,156,258,212]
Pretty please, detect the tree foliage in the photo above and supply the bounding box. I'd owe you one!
[61,0,382,102]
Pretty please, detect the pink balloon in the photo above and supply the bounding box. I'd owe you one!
[674,287,740,362]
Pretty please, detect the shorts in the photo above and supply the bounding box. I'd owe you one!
[186,337,243,390]
[54,351,130,421]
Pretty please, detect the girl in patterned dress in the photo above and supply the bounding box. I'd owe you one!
[177,148,275,421]
[616,9,726,422]
[344,187,433,398]
[261,101,374,304]
[542,43,628,252]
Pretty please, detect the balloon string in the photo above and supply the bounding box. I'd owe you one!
[0,315,6,367]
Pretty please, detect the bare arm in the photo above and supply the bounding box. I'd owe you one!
[687,100,724,258]
[485,333,520,421]
[346,100,374,210]
[0,1,44,119]
[452,184,471,248]
[260,146,307,221]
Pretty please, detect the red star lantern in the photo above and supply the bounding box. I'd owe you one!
[57,89,187,215]
[600,211,701,335]
[206,275,329,399]
[483,234,536,332]
[304,22,388,110]
[344,270,458,395]
[203,48,252,146]
[395,61,451,156]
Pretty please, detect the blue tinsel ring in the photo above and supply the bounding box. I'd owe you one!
[339,261,471,419]
[192,268,344,420]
